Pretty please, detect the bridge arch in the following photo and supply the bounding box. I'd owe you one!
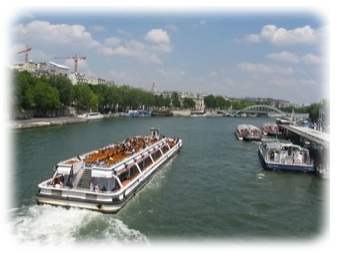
[231,105,287,117]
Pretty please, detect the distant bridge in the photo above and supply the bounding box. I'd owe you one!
[230,105,287,117]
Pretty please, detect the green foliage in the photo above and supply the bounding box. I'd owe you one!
[11,70,329,121]
[204,95,230,109]
[32,79,61,115]
[182,97,195,109]
[171,92,181,108]
[12,70,36,109]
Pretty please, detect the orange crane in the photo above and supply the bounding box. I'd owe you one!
[51,53,86,73]
[17,45,32,62]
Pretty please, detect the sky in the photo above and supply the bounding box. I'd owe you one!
[7,7,329,105]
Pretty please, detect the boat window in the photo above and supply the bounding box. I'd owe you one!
[91,177,116,192]
[140,156,153,171]
[152,150,162,160]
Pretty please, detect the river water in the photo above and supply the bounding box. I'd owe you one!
[7,116,328,247]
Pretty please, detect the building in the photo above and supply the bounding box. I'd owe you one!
[12,60,107,85]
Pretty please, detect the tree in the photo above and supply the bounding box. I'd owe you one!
[182,97,195,109]
[72,84,97,112]
[204,95,217,109]
[12,70,36,110]
[32,79,61,116]
[171,92,181,108]
[48,76,74,108]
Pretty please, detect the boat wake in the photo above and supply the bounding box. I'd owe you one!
[7,204,149,246]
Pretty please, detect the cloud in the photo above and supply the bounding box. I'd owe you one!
[302,53,322,64]
[14,20,101,48]
[104,37,121,46]
[98,38,163,64]
[266,51,300,63]
[238,62,294,75]
[99,29,171,64]
[246,24,326,46]
[244,34,260,43]
[145,29,170,44]
[90,25,105,32]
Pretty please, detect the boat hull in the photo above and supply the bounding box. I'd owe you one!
[36,168,155,213]
[36,136,182,214]
[234,131,243,141]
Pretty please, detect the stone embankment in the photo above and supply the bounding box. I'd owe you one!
[10,116,89,129]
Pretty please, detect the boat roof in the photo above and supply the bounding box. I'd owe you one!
[57,131,167,174]
[261,139,305,150]
[237,124,260,130]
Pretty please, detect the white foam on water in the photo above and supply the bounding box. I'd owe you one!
[8,204,149,247]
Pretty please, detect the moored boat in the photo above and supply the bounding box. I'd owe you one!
[258,139,315,172]
[262,122,281,136]
[119,110,151,117]
[235,124,262,141]
[78,112,104,120]
[36,128,183,213]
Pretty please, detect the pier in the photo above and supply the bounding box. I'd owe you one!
[279,124,330,150]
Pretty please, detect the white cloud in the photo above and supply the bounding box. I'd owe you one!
[104,37,120,46]
[238,62,294,75]
[246,24,326,46]
[302,53,322,64]
[90,25,105,32]
[14,20,101,48]
[99,39,164,64]
[244,34,260,43]
[145,29,170,44]
[266,51,300,63]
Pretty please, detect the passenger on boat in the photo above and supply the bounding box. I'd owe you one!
[101,185,107,192]
[94,183,99,192]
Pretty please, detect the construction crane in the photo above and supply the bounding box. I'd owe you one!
[17,45,32,62]
[51,53,86,73]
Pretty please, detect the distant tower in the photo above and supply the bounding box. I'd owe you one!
[151,81,157,93]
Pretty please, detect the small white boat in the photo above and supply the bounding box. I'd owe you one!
[36,128,183,213]
[78,112,104,120]
[262,122,281,136]
[235,124,262,141]
[119,110,151,117]
[258,139,315,172]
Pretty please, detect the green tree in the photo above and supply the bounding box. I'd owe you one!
[204,95,217,109]
[32,79,61,116]
[215,95,230,109]
[171,92,181,108]
[12,70,36,110]
[72,84,97,112]
[182,97,195,109]
[48,75,74,108]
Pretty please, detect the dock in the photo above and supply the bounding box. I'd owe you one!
[279,124,330,150]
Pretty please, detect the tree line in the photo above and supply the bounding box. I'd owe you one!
[11,69,329,122]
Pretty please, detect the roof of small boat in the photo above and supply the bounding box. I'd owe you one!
[237,124,260,130]
[262,122,277,127]
[261,139,305,150]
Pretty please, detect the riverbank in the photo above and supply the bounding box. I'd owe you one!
[10,116,90,130]
[10,109,226,130]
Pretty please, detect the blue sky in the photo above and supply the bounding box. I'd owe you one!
[9,7,329,105]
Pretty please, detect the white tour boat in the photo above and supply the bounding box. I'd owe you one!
[258,139,315,172]
[78,112,104,120]
[235,124,262,141]
[36,128,183,213]
[261,122,281,136]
